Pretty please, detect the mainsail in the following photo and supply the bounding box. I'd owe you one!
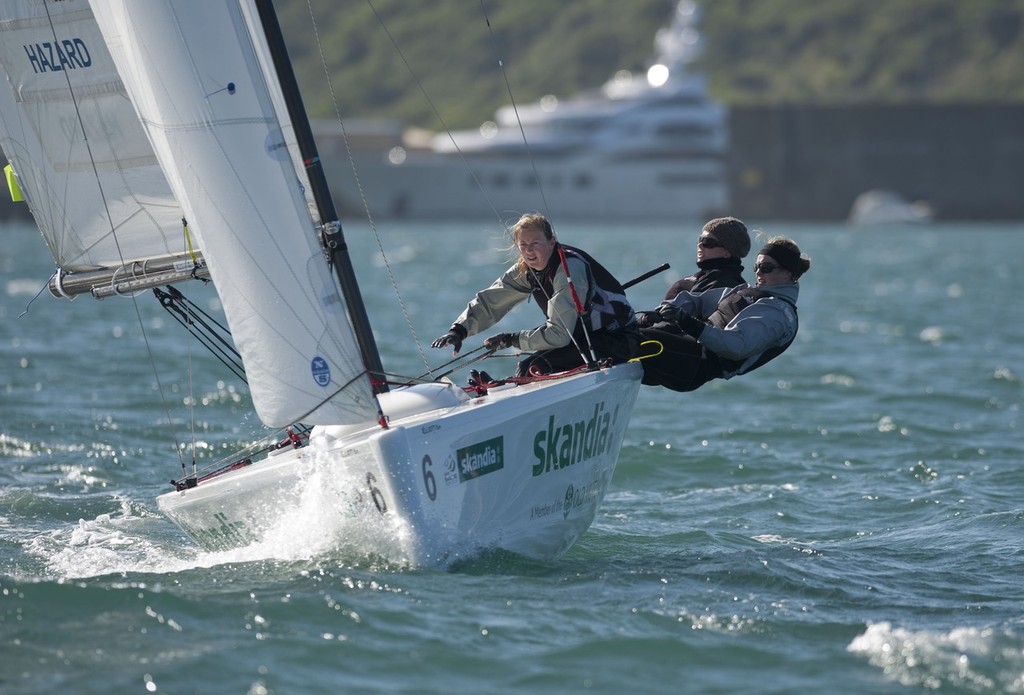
[0,0,198,294]
[89,0,378,428]
[0,0,378,429]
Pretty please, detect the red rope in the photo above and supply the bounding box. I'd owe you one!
[555,246,598,366]
[557,246,586,314]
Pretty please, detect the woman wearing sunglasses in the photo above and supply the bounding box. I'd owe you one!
[636,216,749,328]
[667,216,750,296]
[638,236,810,393]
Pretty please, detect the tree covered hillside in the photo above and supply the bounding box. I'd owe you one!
[280,0,1024,130]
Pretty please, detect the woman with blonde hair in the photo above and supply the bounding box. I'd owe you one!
[432,213,640,379]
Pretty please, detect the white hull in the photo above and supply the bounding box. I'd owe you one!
[158,362,642,566]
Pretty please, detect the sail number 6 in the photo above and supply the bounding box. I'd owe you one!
[422,455,437,501]
[367,472,387,514]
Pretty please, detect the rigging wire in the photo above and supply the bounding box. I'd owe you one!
[40,2,187,475]
[476,1,596,367]
[477,0,553,220]
[17,280,50,319]
[340,0,592,374]
[305,0,435,378]
[155,286,247,386]
[362,0,506,227]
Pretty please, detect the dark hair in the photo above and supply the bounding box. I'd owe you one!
[759,236,811,278]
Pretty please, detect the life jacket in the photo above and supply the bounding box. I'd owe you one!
[529,244,636,340]
[664,258,746,299]
[705,287,798,376]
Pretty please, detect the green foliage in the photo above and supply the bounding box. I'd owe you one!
[281,0,1024,129]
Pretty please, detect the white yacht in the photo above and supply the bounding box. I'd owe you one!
[321,1,729,222]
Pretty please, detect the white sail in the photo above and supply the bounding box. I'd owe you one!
[0,0,192,282]
[90,0,377,428]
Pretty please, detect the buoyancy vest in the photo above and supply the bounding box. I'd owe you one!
[664,258,746,299]
[705,287,797,376]
[529,244,636,340]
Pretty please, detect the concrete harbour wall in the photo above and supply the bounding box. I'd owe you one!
[728,103,1024,221]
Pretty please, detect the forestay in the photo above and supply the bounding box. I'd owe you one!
[91,0,379,429]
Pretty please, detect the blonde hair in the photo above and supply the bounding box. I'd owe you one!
[509,213,555,278]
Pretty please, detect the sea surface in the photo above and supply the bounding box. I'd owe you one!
[1,218,1022,694]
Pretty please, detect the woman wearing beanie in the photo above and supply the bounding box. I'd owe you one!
[638,236,810,392]
[636,216,749,329]
[664,216,750,297]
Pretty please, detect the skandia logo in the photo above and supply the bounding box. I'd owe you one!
[456,436,504,483]
[532,402,619,477]
[24,39,92,74]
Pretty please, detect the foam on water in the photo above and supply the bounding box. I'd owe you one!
[4,220,1023,693]
[248,444,415,568]
[848,621,1024,692]
[20,498,200,579]
[21,444,418,580]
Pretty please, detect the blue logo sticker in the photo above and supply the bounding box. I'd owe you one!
[311,356,331,387]
[265,127,289,161]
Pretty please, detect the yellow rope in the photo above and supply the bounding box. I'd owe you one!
[629,339,664,362]
[182,218,199,264]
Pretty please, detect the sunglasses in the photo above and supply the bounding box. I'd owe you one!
[697,236,724,249]
[754,261,782,274]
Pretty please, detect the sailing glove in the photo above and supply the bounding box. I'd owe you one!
[635,310,659,327]
[484,332,519,351]
[431,323,467,354]
[655,303,683,323]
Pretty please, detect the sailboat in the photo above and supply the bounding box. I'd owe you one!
[0,0,642,566]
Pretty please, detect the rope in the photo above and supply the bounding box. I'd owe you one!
[478,0,552,218]
[312,2,590,383]
[629,339,665,362]
[40,2,187,474]
[478,2,598,369]
[556,246,598,366]
[307,0,443,377]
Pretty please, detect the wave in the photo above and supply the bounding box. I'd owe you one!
[849,621,1024,692]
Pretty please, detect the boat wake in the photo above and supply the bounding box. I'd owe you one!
[23,465,417,580]
[246,451,415,568]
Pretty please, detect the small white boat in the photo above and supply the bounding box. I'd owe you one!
[0,0,641,567]
[847,189,934,226]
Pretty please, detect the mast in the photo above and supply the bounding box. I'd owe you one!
[252,0,388,393]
